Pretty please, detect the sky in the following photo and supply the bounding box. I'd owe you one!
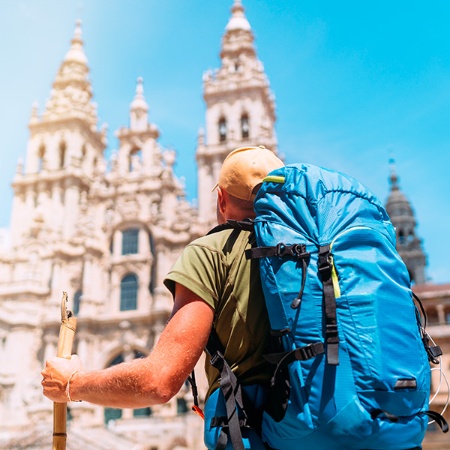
[0,0,449,283]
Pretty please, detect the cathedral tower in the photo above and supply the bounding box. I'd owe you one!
[0,20,107,431]
[385,160,427,284]
[0,21,203,446]
[196,0,278,225]
[11,20,107,246]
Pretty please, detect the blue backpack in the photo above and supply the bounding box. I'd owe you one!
[196,163,447,450]
[246,163,447,449]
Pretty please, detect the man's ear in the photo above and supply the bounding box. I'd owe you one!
[217,187,227,214]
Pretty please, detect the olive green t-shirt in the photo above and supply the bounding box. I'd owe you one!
[163,227,271,397]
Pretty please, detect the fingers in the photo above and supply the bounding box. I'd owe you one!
[41,354,84,403]
[41,368,68,403]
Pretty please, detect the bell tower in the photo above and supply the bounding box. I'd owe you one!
[10,20,107,246]
[385,160,427,284]
[196,0,279,225]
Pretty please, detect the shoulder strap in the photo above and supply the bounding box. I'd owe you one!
[206,328,247,450]
[207,219,254,236]
[189,220,255,450]
[205,223,254,450]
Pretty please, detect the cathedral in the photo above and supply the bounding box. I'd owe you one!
[0,1,448,449]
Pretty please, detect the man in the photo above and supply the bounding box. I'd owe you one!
[42,146,284,448]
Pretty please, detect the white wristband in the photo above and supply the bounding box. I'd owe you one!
[65,370,79,402]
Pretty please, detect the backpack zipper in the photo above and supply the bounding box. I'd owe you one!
[329,226,373,299]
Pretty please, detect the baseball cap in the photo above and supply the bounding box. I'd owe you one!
[212,146,284,201]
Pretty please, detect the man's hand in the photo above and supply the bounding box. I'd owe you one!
[42,354,83,403]
[40,284,213,408]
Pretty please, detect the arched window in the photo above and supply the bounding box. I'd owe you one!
[38,144,46,172]
[73,290,82,316]
[177,398,189,414]
[133,407,152,418]
[446,309,450,325]
[104,407,122,424]
[218,117,227,143]
[129,148,142,172]
[120,273,138,311]
[122,228,139,255]
[241,114,249,139]
[149,231,156,294]
[59,141,67,168]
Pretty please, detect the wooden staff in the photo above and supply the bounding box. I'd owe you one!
[53,292,77,450]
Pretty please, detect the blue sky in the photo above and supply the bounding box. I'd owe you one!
[1,0,449,283]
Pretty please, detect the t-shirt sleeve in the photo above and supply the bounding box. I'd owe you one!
[163,241,227,310]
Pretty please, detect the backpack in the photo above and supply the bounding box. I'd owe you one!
[246,163,447,449]
[193,163,447,450]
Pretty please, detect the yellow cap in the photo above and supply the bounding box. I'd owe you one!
[212,146,284,201]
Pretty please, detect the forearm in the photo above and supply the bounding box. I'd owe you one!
[69,355,185,408]
[42,286,213,409]
[68,306,209,407]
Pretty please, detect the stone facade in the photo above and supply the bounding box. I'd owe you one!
[0,1,448,449]
[0,15,206,450]
[0,2,278,449]
[414,283,450,449]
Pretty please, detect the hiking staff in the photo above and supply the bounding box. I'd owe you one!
[52,291,77,450]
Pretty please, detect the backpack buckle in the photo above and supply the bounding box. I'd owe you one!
[294,342,325,361]
[293,244,309,258]
[276,243,289,257]
[326,323,339,342]
[210,352,225,370]
[318,246,332,276]
[426,344,443,364]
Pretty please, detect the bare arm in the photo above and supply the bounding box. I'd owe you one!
[42,284,214,408]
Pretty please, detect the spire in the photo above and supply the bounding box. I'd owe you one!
[221,0,256,60]
[388,157,401,191]
[386,158,412,215]
[129,77,149,131]
[63,19,87,65]
[29,101,40,125]
[225,0,251,32]
[130,77,149,113]
[41,20,98,128]
[385,158,427,284]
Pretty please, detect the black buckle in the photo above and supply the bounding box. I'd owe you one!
[276,243,291,257]
[293,244,308,258]
[294,342,324,361]
[318,257,331,273]
[275,243,309,259]
[210,352,224,370]
[426,344,443,364]
[326,324,339,343]
[318,245,332,273]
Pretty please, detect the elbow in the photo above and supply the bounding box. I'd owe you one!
[141,378,182,405]
[156,388,175,405]
[155,380,183,404]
